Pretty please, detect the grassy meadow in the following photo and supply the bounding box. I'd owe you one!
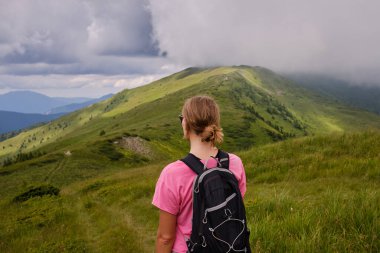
[0,130,379,252]
[0,66,379,252]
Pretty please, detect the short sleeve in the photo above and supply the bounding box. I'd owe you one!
[152,165,180,215]
[239,160,247,198]
[229,154,247,198]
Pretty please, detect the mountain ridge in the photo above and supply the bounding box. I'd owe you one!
[1,65,380,163]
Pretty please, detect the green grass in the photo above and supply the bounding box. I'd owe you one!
[0,131,379,252]
[240,130,380,252]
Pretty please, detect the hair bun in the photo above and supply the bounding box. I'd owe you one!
[201,124,223,144]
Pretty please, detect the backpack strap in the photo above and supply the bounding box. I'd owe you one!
[181,149,230,175]
[180,153,205,175]
[215,149,230,170]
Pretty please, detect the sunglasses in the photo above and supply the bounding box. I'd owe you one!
[178,114,184,123]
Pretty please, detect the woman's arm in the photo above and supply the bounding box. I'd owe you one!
[155,209,177,253]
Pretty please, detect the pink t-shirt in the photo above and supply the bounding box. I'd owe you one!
[152,153,247,253]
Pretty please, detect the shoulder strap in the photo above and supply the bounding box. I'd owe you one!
[215,149,230,170]
[181,149,230,175]
[180,153,205,175]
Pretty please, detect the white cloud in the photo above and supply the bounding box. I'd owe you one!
[0,73,167,97]
[0,0,89,64]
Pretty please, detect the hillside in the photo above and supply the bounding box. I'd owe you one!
[287,73,380,115]
[1,66,380,165]
[0,130,378,252]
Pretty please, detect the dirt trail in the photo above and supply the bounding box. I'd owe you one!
[44,157,67,182]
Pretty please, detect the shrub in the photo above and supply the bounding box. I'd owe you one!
[98,141,124,161]
[2,150,47,167]
[13,185,60,202]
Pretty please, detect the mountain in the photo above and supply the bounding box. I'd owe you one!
[287,74,380,114]
[0,91,93,114]
[1,66,380,162]
[46,94,114,114]
[0,66,379,252]
[0,110,64,135]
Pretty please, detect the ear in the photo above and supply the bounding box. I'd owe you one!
[182,119,190,139]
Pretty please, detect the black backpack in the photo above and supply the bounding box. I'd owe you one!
[181,149,251,253]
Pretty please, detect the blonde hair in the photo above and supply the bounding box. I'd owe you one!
[182,95,224,145]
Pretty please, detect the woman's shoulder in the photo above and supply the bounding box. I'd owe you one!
[226,152,243,163]
[225,152,245,171]
[161,160,189,175]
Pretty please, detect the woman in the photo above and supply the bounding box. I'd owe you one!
[152,95,247,253]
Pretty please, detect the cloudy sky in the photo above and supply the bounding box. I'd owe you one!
[0,0,379,97]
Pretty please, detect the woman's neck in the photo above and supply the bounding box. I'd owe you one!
[189,136,218,160]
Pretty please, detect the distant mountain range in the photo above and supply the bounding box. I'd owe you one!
[46,94,114,114]
[0,91,113,114]
[0,91,92,114]
[0,91,113,135]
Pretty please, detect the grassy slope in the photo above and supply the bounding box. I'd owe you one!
[240,66,380,133]
[240,130,380,252]
[0,131,378,252]
[2,66,380,162]
[286,73,380,115]
[0,67,235,159]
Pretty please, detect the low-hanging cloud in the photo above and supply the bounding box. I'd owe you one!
[148,0,380,84]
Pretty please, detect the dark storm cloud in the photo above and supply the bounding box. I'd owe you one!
[0,0,161,75]
[85,0,159,57]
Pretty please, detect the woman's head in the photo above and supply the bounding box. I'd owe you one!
[181,95,223,146]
